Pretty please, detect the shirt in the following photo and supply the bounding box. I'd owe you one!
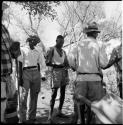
[1,24,13,76]
[52,47,65,65]
[18,45,47,77]
[68,37,108,81]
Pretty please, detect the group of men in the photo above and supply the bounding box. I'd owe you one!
[1,2,122,124]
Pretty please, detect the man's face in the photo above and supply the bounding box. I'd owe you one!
[56,38,64,48]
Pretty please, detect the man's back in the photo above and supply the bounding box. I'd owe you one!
[68,37,108,81]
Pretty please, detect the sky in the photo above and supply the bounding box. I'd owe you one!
[4,1,122,49]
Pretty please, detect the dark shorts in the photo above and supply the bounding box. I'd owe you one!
[51,68,69,88]
[74,81,105,104]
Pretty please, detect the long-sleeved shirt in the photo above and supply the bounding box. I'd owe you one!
[18,45,47,77]
[68,37,108,81]
[1,24,13,76]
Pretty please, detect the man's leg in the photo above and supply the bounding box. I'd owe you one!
[28,70,41,122]
[48,88,58,120]
[1,81,7,123]
[87,81,104,124]
[58,85,66,113]
[19,71,30,122]
[74,81,87,124]
[28,88,39,121]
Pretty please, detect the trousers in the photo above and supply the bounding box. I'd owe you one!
[19,69,41,122]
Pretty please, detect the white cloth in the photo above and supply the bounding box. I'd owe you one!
[52,47,65,65]
[68,37,108,81]
[18,45,47,77]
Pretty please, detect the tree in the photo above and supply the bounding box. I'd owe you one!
[98,13,122,42]
[56,1,105,48]
[15,1,60,55]
[3,1,61,55]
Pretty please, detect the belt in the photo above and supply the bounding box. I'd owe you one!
[1,74,11,77]
[52,65,65,68]
[1,97,7,102]
[23,66,38,70]
[77,72,103,78]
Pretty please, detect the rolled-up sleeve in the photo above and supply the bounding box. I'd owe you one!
[38,51,47,77]
[99,43,108,68]
[67,46,77,71]
[17,49,23,63]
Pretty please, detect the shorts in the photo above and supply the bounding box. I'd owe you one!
[51,68,69,88]
[74,81,105,105]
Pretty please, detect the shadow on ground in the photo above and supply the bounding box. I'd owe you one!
[36,108,74,124]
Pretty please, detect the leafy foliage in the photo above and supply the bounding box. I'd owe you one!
[15,1,60,20]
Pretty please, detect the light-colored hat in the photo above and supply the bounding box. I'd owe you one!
[83,22,100,33]
[2,2,9,10]
[91,93,123,124]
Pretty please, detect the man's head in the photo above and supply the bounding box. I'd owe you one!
[84,22,100,39]
[56,35,64,49]
[26,35,40,50]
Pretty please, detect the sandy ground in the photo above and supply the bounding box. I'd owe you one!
[34,81,74,124]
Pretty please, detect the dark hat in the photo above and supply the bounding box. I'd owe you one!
[2,2,9,10]
[83,22,100,33]
[56,35,64,40]
[27,35,40,44]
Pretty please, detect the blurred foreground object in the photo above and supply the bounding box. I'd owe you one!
[91,93,123,124]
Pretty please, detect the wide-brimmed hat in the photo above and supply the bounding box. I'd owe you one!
[2,2,9,10]
[91,93,123,124]
[83,22,100,33]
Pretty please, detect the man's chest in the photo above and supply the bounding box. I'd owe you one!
[23,48,39,60]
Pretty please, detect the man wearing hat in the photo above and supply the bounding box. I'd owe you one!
[18,35,46,123]
[1,2,21,123]
[68,22,108,124]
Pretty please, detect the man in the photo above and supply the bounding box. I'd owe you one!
[18,35,46,123]
[1,2,21,123]
[46,35,69,123]
[68,22,108,124]
[103,42,122,98]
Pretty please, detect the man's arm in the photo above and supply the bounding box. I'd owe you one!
[38,50,47,80]
[67,46,77,71]
[45,47,54,66]
[17,49,24,86]
[18,61,23,86]
[103,48,118,69]
[63,50,70,68]
[99,43,109,69]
